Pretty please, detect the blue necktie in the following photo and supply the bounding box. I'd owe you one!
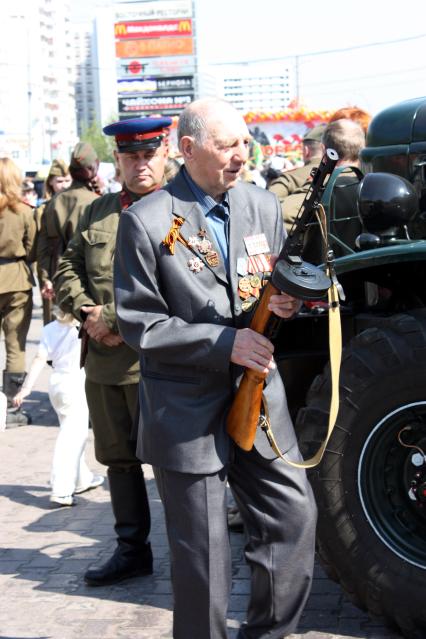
[208,204,229,271]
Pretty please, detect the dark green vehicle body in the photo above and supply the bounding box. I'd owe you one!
[275,97,426,639]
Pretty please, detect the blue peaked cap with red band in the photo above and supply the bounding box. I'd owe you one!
[103,116,173,152]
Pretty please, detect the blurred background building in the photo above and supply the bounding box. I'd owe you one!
[2,0,396,172]
[0,0,77,170]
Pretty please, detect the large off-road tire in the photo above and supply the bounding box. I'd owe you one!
[296,311,426,639]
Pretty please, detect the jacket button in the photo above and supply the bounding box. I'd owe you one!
[234,305,241,312]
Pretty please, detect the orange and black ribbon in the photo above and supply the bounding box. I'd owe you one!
[162,216,188,254]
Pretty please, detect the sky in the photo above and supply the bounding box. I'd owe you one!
[72,0,426,117]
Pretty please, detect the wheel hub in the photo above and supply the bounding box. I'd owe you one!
[358,402,426,569]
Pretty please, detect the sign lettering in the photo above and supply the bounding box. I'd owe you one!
[114,18,193,40]
[116,37,193,59]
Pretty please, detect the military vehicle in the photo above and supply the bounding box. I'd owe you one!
[276,97,426,639]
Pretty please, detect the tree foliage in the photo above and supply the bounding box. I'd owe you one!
[80,118,116,163]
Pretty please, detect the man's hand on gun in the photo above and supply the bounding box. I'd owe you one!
[231,328,276,375]
[231,292,301,374]
[268,291,302,319]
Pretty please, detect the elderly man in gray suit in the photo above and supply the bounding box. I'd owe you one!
[114,98,317,639]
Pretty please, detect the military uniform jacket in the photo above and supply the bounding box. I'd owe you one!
[37,181,99,285]
[53,192,139,386]
[114,169,297,474]
[267,158,320,201]
[0,203,36,294]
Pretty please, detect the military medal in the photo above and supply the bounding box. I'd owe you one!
[187,229,220,267]
[205,250,219,267]
[198,238,212,254]
[241,297,258,312]
[188,256,204,272]
[238,273,264,306]
[250,275,261,288]
[188,235,200,248]
[247,253,273,274]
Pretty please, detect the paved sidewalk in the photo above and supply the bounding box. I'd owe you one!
[0,297,402,639]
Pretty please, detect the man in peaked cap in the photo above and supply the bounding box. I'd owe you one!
[267,123,326,217]
[53,116,171,586]
[37,141,100,322]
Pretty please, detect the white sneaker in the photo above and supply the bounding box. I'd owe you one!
[74,474,104,495]
[50,494,76,507]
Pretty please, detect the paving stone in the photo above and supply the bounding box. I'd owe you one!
[0,296,404,639]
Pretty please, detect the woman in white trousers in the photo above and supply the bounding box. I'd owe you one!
[13,310,103,506]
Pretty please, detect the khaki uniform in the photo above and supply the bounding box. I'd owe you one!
[281,182,309,233]
[282,167,363,256]
[267,159,320,199]
[0,203,36,372]
[37,181,99,288]
[34,200,51,324]
[53,192,139,468]
[268,158,322,232]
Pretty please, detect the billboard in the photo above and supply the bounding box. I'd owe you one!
[116,37,193,59]
[115,0,192,22]
[118,76,194,95]
[118,79,158,95]
[115,19,192,40]
[119,93,194,113]
[116,56,196,78]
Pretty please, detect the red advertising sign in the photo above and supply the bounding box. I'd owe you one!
[115,18,192,39]
[116,37,193,58]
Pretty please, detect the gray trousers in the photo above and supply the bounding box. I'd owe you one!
[153,443,317,639]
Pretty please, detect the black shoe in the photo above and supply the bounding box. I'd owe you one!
[5,408,32,428]
[84,544,153,586]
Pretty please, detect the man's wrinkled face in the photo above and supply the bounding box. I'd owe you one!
[115,142,168,195]
[181,109,251,200]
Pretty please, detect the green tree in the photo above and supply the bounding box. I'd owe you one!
[80,118,116,163]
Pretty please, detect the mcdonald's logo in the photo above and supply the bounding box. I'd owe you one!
[178,20,191,33]
[115,23,127,36]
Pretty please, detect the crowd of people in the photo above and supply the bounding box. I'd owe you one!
[1,99,371,638]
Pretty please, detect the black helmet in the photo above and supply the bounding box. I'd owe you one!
[357,172,418,233]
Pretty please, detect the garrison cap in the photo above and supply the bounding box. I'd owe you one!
[48,158,69,177]
[70,142,98,170]
[303,123,327,143]
[103,116,172,153]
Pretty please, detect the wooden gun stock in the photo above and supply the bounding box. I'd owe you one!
[226,280,279,450]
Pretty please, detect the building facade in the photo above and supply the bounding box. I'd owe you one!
[216,62,293,113]
[0,0,77,170]
[73,23,97,137]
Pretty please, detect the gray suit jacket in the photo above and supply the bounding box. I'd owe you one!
[114,169,297,474]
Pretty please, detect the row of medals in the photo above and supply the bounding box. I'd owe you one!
[238,273,271,312]
[188,229,269,313]
[187,231,219,269]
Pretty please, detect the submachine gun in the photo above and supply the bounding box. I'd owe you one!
[227,149,340,462]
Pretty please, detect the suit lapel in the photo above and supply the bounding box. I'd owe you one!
[167,171,229,286]
[228,184,255,299]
